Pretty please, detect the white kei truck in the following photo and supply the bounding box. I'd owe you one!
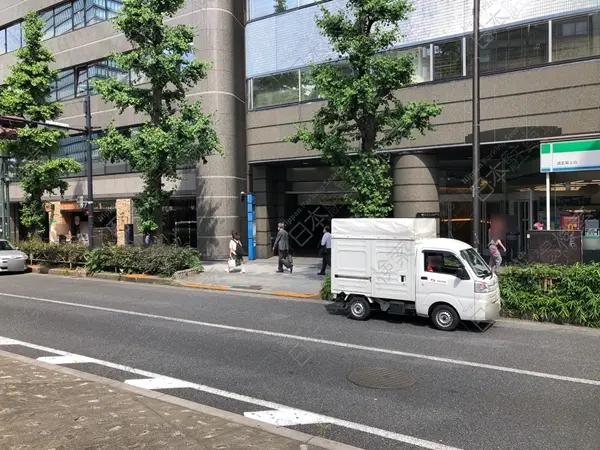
[330,218,501,331]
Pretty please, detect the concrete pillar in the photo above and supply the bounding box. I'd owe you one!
[393,153,440,218]
[195,1,246,260]
[116,198,133,246]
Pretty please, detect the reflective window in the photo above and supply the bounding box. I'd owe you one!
[390,47,431,83]
[39,0,123,41]
[248,0,330,21]
[6,23,22,53]
[467,22,549,74]
[0,29,5,55]
[48,58,129,102]
[433,39,462,80]
[553,13,600,62]
[252,70,300,108]
[48,69,76,102]
[300,69,318,102]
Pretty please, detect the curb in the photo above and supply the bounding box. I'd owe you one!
[28,266,322,300]
[0,349,360,450]
[180,282,320,299]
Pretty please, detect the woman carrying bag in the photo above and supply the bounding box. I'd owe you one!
[228,230,246,273]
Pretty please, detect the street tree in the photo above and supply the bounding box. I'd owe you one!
[94,0,222,236]
[287,0,442,218]
[0,12,80,237]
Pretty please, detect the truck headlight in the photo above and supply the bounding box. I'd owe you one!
[475,281,490,293]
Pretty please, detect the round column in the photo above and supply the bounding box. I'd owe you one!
[393,152,440,218]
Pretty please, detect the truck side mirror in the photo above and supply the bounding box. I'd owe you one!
[455,267,464,279]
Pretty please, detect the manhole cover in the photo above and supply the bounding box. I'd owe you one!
[347,367,417,389]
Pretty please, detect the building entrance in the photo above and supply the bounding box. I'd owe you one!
[440,191,539,259]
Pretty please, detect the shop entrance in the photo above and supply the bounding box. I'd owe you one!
[440,192,539,258]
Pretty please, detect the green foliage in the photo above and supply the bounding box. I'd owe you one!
[500,264,600,327]
[0,12,80,233]
[86,244,202,277]
[19,241,88,266]
[18,159,82,230]
[287,0,442,217]
[320,274,332,300]
[274,0,288,13]
[94,0,222,234]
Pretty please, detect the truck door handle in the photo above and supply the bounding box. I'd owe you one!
[421,276,428,280]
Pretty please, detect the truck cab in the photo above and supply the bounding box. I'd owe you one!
[330,218,501,331]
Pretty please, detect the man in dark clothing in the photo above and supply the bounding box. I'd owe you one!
[273,222,293,273]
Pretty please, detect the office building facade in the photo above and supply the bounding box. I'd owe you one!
[2,0,600,259]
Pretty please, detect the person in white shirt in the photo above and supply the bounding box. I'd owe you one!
[228,230,245,273]
[318,226,331,275]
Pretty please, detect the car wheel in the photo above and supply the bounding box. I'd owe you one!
[431,304,460,331]
[348,297,371,321]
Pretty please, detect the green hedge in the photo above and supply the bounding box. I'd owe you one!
[500,263,600,328]
[320,274,331,300]
[86,245,202,277]
[18,241,202,277]
[19,241,88,267]
[320,265,600,327]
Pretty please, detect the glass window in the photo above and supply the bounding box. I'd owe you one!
[76,67,88,96]
[49,69,76,101]
[86,0,107,25]
[54,3,74,37]
[423,250,467,278]
[553,13,600,62]
[6,23,22,53]
[0,29,6,55]
[73,0,86,29]
[390,46,430,83]
[433,39,462,80]
[251,0,292,19]
[467,22,549,74]
[300,69,319,102]
[41,10,54,40]
[252,70,300,108]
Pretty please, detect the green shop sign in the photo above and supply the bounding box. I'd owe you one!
[540,139,600,173]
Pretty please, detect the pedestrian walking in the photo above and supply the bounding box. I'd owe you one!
[228,230,245,273]
[317,226,331,275]
[488,228,506,275]
[273,222,293,273]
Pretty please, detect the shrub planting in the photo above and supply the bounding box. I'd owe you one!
[18,241,202,277]
[320,264,600,327]
[86,244,202,277]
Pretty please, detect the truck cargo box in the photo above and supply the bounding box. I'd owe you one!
[331,219,437,300]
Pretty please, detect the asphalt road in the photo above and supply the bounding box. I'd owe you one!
[0,273,598,450]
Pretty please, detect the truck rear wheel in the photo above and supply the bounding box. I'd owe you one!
[431,304,459,331]
[348,297,371,321]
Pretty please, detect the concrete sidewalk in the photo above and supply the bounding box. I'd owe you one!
[0,350,356,450]
[179,257,326,298]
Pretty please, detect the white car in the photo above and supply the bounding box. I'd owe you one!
[0,239,28,273]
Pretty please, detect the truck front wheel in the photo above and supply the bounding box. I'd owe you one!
[431,304,460,331]
[348,297,371,321]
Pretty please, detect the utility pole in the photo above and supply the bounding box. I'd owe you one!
[84,95,94,248]
[472,0,481,251]
[0,158,5,239]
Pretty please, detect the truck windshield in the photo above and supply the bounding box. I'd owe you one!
[460,248,492,278]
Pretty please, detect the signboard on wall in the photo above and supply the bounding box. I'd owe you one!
[540,139,600,173]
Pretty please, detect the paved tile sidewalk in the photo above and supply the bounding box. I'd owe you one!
[179,257,327,297]
[0,351,354,450]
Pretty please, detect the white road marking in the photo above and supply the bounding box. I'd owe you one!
[244,409,328,427]
[37,355,95,364]
[126,377,195,390]
[0,335,463,450]
[0,291,599,387]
